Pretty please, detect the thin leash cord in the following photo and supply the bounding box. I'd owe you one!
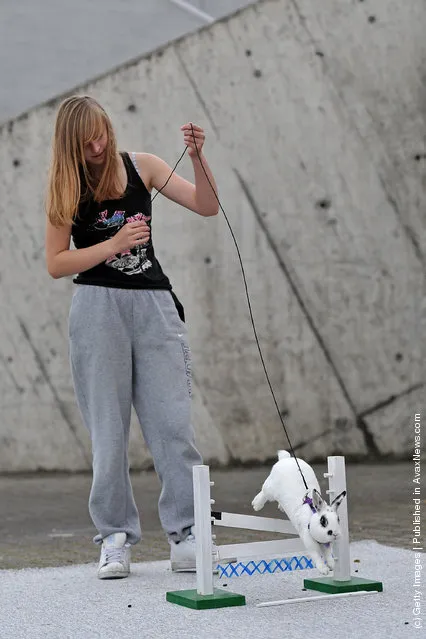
[150,147,188,203]
[151,124,309,491]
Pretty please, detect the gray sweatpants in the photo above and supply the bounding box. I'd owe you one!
[68,286,203,545]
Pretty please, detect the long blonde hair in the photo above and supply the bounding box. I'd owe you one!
[46,95,124,226]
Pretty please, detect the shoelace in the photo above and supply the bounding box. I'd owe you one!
[103,546,127,565]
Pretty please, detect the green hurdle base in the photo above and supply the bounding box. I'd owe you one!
[304,575,383,594]
[166,588,246,610]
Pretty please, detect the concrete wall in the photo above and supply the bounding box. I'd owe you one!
[0,0,424,472]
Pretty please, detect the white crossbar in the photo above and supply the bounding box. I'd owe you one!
[213,511,297,535]
[257,590,378,607]
[218,538,306,560]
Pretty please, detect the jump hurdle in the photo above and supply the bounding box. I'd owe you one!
[211,510,314,578]
[166,456,383,609]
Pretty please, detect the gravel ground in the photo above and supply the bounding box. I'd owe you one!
[0,541,422,639]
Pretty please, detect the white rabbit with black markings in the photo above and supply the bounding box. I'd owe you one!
[252,450,346,575]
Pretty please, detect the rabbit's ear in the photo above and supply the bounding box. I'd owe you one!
[312,488,325,512]
[331,490,347,511]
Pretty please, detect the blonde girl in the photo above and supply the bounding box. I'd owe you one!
[45,95,218,579]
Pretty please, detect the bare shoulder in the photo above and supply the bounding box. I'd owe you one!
[131,152,160,193]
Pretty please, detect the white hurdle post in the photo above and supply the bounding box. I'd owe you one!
[166,465,246,608]
[325,456,351,581]
[193,465,214,595]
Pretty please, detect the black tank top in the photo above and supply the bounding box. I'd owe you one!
[72,151,172,291]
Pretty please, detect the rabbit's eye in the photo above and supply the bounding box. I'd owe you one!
[320,515,328,527]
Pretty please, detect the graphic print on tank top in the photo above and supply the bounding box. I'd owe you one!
[91,209,153,275]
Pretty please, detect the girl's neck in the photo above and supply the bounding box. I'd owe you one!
[88,161,106,180]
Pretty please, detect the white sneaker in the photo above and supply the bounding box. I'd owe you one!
[170,526,219,572]
[97,532,131,579]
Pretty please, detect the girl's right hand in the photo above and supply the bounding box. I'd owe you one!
[110,221,150,254]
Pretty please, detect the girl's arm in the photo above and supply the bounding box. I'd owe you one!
[141,151,219,217]
[45,219,150,279]
[135,123,219,217]
[45,220,116,279]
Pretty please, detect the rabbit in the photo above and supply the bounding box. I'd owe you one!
[252,450,346,575]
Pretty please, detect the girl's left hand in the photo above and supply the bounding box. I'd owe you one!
[181,123,205,158]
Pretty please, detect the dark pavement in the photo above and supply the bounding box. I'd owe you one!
[0,462,419,571]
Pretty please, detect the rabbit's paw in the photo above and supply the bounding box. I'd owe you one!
[315,561,330,576]
[326,556,335,571]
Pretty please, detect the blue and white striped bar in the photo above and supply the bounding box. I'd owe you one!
[216,555,314,578]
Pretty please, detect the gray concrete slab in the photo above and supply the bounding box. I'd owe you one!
[0,0,254,124]
[0,462,416,571]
